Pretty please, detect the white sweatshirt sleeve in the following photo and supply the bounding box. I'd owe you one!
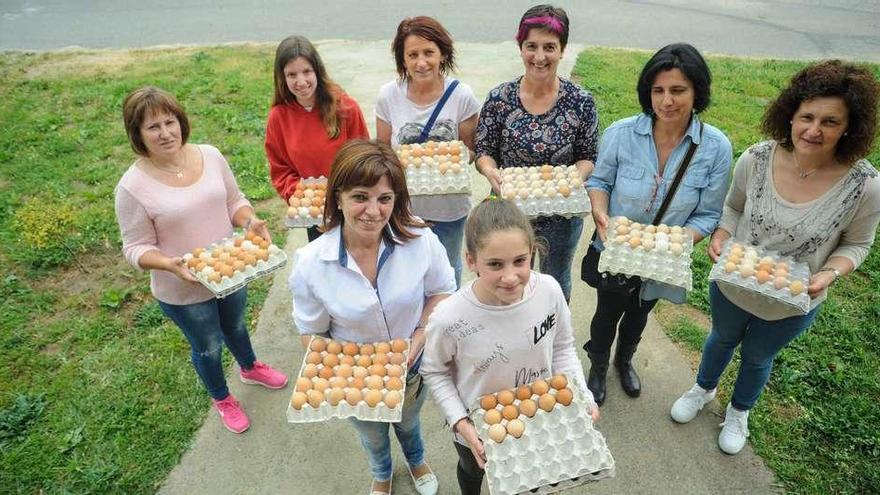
[420,303,470,427]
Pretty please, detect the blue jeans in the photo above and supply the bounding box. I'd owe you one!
[697,282,820,411]
[158,288,256,400]
[348,371,428,481]
[532,215,584,302]
[429,216,466,289]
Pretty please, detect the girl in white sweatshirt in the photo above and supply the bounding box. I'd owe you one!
[420,199,599,494]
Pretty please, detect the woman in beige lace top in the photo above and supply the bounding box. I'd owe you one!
[669,60,880,455]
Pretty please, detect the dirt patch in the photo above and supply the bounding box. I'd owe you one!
[30,248,140,298]
[22,50,143,79]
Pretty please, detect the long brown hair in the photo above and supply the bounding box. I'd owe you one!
[323,140,425,240]
[272,35,343,139]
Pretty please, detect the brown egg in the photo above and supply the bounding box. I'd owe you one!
[295,377,311,392]
[555,388,574,406]
[308,206,321,218]
[312,377,329,393]
[251,235,264,246]
[307,390,324,408]
[207,272,221,283]
[243,254,258,266]
[335,363,353,378]
[519,399,538,418]
[502,405,519,421]
[186,257,200,269]
[195,261,207,272]
[756,270,772,284]
[326,341,342,355]
[480,394,498,411]
[757,261,774,273]
[724,261,737,273]
[327,387,345,406]
[497,390,515,406]
[386,377,404,391]
[233,237,244,247]
[531,380,550,395]
[384,390,402,409]
[352,366,369,379]
[348,376,366,390]
[375,342,391,354]
[774,267,789,279]
[387,364,404,378]
[290,392,308,410]
[364,390,383,408]
[356,355,372,368]
[628,237,643,249]
[360,344,375,356]
[373,353,390,366]
[323,353,339,368]
[302,363,318,378]
[488,424,507,443]
[339,355,355,366]
[538,393,557,412]
[192,247,205,258]
[364,375,384,390]
[550,375,568,390]
[244,231,256,241]
[342,342,359,356]
[773,276,788,290]
[318,366,334,380]
[328,376,348,389]
[306,351,322,365]
[391,339,408,353]
[388,352,405,366]
[789,280,805,296]
[232,260,246,272]
[776,261,790,272]
[368,364,386,377]
[515,386,532,401]
[727,254,742,265]
[211,248,223,258]
[507,419,525,439]
[345,388,362,406]
[484,409,502,425]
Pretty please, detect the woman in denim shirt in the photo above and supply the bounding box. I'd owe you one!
[584,43,732,406]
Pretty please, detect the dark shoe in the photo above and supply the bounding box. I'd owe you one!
[615,343,641,397]
[583,340,610,406]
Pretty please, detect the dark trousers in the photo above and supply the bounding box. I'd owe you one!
[589,287,658,354]
[306,226,321,242]
[453,441,484,494]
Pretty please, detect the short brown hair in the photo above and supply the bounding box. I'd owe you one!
[465,198,538,256]
[762,60,880,164]
[122,86,190,156]
[392,16,456,81]
[322,140,425,240]
[516,4,570,50]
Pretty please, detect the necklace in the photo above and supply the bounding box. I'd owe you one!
[792,151,820,180]
[149,150,187,179]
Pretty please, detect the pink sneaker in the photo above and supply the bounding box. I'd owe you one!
[240,361,288,389]
[213,395,250,433]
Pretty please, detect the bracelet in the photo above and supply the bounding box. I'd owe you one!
[818,266,841,284]
[243,217,253,231]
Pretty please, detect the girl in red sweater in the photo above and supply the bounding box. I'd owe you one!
[265,35,370,241]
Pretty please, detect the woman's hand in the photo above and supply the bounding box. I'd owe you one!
[408,327,427,367]
[589,403,600,422]
[247,216,272,245]
[591,210,610,242]
[707,229,731,262]
[166,256,199,283]
[808,270,837,299]
[483,167,503,195]
[455,418,487,469]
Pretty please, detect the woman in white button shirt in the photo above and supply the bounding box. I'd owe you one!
[290,140,454,495]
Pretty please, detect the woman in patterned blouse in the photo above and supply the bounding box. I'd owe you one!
[670,60,880,456]
[474,4,599,303]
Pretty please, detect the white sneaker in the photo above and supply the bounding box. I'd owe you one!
[670,384,716,423]
[718,403,750,455]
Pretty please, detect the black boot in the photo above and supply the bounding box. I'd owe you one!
[615,342,641,397]
[583,341,610,406]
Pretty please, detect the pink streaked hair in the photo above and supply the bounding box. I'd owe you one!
[516,15,565,45]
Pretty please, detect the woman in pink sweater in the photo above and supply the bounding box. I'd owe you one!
[114,86,288,434]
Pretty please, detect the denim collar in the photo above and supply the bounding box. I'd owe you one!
[635,112,703,145]
[320,225,398,272]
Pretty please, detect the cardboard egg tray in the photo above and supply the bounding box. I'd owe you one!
[285,177,328,229]
[286,336,411,423]
[597,216,694,290]
[708,239,811,314]
[499,165,591,219]
[397,141,472,196]
[470,375,615,494]
[183,233,287,299]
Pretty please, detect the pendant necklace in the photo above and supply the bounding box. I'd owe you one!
[792,151,819,180]
[150,150,187,179]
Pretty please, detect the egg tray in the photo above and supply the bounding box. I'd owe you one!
[286,336,411,424]
[708,239,811,314]
[470,377,615,495]
[597,217,694,290]
[399,141,472,196]
[285,177,327,229]
[507,184,591,219]
[184,238,287,299]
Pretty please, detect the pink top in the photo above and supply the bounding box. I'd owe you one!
[114,144,251,305]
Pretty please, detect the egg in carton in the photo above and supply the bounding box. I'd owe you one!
[499,164,591,219]
[708,239,811,314]
[469,374,615,494]
[183,231,288,298]
[597,216,694,290]
[285,177,328,228]
[397,140,471,196]
[287,336,411,423]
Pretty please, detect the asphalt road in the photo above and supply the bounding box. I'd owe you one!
[2,0,880,61]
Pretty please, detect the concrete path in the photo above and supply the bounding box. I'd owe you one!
[159,41,777,494]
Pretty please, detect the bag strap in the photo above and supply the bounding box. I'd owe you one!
[416,80,460,143]
[652,122,704,225]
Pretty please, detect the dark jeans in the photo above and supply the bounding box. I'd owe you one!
[158,287,256,400]
[532,215,584,302]
[589,287,658,354]
[306,226,322,242]
[453,441,484,494]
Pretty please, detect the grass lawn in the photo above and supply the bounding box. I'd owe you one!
[0,45,877,493]
[574,48,880,494]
